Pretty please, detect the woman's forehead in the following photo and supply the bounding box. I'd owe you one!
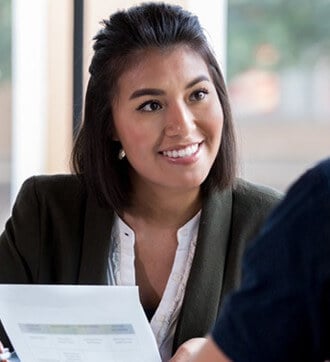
[120,45,207,80]
[122,44,204,73]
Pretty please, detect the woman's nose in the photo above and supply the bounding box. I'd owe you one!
[164,103,195,137]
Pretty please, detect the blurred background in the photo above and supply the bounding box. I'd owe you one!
[0,0,329,231]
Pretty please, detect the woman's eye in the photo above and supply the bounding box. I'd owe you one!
[190,89,208,101]
[137,100,162,112]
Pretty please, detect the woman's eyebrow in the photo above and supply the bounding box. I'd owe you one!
[185,75,210,89]
[129,88,165,99]
[129,75,210,100]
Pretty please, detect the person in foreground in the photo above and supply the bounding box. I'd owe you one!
[0,3,281,361]
[191,157,330,362]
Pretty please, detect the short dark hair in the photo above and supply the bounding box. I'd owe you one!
[71,2,237,211]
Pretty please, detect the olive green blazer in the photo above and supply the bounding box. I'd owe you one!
[0,175,281,353]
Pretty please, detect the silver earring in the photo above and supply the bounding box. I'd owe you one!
[118,148,126,160]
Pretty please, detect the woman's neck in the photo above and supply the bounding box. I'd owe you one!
[123,183,202,229]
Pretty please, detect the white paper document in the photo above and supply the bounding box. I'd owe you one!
[0,285,161,362]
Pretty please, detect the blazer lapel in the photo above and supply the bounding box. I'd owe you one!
[78,194,114,284]
[173,187,233,349]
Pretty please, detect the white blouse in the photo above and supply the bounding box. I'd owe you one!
[107,211,201,361]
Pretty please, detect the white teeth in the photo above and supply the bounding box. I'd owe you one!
[162,143,199,158]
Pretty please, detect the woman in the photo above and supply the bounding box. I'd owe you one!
[0,3,281,361]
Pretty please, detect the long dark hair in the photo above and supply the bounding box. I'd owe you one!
[71,2,237,211]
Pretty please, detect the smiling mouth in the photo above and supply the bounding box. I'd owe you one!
[161,143,200,158]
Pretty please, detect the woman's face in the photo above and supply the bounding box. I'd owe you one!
[112,46,223,194]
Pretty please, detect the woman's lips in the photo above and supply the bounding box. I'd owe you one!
[161,142,200,159]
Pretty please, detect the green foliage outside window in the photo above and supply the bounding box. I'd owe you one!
[227,0,330,79]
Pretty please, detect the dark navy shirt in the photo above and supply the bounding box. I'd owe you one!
[213,158,330,362]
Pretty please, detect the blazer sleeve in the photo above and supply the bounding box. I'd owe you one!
[1,173,89,285]
[0,177,41,283]
[0,177,42,349]
[0,175,87,348]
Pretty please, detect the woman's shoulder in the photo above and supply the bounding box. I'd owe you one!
[23,173,82,188]
[230,178,283,240]
[232,178,282,210]
[17,174,86,204]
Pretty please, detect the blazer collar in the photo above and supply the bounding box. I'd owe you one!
[78,193,114,284]
[173,186,233,350]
